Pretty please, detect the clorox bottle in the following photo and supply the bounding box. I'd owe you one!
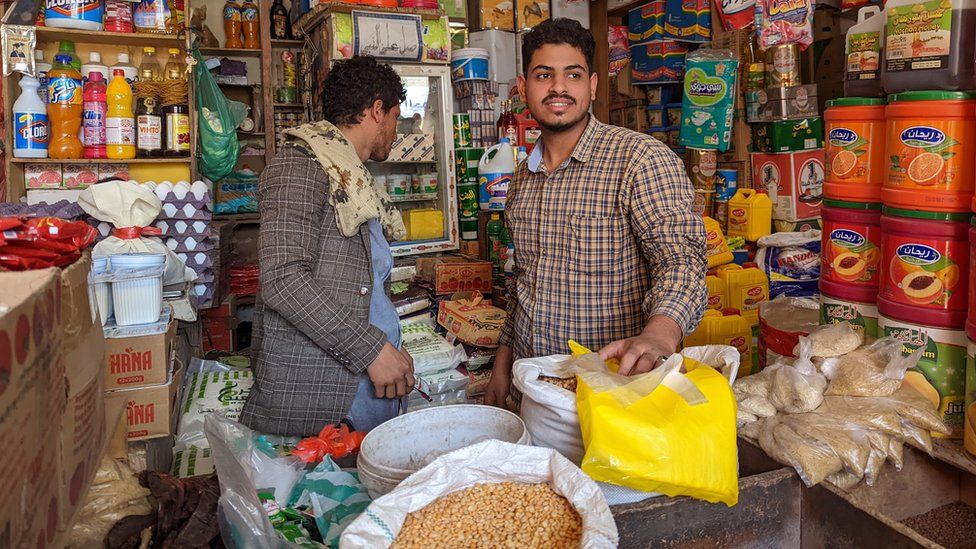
[13,76,49,158]
[478,138,516,211]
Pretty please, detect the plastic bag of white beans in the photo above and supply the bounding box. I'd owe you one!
[340,440,618,548]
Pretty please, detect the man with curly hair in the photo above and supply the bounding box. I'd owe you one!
[485,19,707,406]
[241,56,416,436]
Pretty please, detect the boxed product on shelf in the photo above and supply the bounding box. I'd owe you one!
[619,106,651,132]
[416,256,494,295]
[515,0,549,30]
[751,117,824,152]
[25,163,62,189]
[62,163,99,189]
[471,0,516,30]
[628,1,665,43]
[437,294,507,347]
[104,361,183,442]
[389,133,436,162]
[751,84,819,121]
[103,316,177,390]
[98,163,129,182]
[751,150,824,222]
[470,30,518,84]
[663,0,710,42]
[630,40,687,83]
[551,0,590,26]
[645,83,681,105]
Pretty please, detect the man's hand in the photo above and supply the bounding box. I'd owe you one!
[484,345,514,408]
[598,315,683,376]
[366,343,416,398]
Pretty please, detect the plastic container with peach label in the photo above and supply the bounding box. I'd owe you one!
[883,91,976,212]
[823,98,886,202]
[879,207,971,329]
[821,199,882,287]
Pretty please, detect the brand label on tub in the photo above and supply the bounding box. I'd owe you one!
[901,126,946,148]
[831,228,865,248]
[828,128,858,146]
[896,243,940,265]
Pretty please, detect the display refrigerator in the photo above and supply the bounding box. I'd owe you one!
[302,8,458,257]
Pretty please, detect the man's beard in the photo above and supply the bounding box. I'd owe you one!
[536,103,589,134]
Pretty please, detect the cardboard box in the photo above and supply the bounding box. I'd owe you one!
[60,254,97,355]
[62,163,99,189]
[105,362,183,442]
[0,269,63,545]
[18,429,61,548]
[388,134,436,163]
[103,317,177,390]
[469,30,518,86]
[751,118,824,153]
[751,150,824,222]
[515,0,549,30]
[98,163,129,183]
[468,0,515,30]
[416,256,494,295]
[59,357,105,529]
[756,85,819,121]
[620,106,651,132]
[25,163,62,189]
[437,294,507,347]
[628,1,665,43]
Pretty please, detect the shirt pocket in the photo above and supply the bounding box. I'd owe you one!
[569,215,625,275]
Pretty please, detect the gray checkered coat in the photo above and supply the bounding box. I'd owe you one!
[239,145,387,437]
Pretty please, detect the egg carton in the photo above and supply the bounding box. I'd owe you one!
[153,219,212,238]
[176,251,215,272]
[142,180,212,206]
[164,235,215,253]
[161,202,212,220]
[0,199,87,219]
[193,282,215,306]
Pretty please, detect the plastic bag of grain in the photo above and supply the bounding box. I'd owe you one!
[340,440,618,548]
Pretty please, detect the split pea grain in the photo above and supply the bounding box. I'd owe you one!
[391,482,583,548]
[539,375,578,393]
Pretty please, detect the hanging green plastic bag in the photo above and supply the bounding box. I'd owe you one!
[193,46,248,182]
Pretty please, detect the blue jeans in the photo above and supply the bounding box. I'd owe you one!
[345,373,407,432]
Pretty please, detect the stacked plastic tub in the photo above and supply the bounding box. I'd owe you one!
[89,253,166,326]
[150,181,217,307]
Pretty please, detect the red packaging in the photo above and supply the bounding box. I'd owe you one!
[713,0,756,31]
[104,0,133,33]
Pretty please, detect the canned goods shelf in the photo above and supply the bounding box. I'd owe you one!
[35,27,183,48]
[10,158,192,164]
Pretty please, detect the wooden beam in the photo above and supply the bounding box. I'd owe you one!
[590,0,609,123]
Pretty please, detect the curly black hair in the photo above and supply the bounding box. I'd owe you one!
[322,56,406,126]
[521,18,596,76]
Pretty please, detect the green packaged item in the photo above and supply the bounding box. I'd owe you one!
[289,456,372,548]
[752,117,825,153]
[260,491,323,548]
[679,49,739,152]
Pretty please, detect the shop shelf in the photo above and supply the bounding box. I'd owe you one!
[199,47,263,58]
[36,27,183,48]
[11,158,191,164]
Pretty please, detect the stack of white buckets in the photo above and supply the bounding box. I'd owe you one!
[90,253,166,326]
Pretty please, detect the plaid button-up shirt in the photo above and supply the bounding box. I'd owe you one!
[498,116,707,360]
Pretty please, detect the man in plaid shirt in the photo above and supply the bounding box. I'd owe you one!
[485,19,707,406]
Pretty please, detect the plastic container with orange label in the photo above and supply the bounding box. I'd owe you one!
[683,308,753,375]
[717,262,769,326]
[883,91,976,212]
[726,189,773,242]
[823,98,886,202]
[879,207,972,328]
[821,199,882,287]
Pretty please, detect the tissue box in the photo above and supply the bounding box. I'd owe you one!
[24,163,62,188]
[437,294,506,348]
[99,164,129,182]
[416,257,493,295]
[388,134,436,162]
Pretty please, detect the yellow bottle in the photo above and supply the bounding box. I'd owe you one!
[718,262,769,327]
[683,308,753,376]
[727,189,773,242]
[706,273,727,311]
[704,216,734,269]
[106,69,135,160]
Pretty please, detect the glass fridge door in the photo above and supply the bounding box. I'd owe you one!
[366,64,459,257]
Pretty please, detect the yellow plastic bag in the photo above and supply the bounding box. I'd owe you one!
[575,349,739,506]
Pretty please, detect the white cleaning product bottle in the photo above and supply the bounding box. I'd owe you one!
[478,137,516,211]
[34,50,52,104]
[110,52,138,85]
[80,51,109,84]
[13,76,49,158]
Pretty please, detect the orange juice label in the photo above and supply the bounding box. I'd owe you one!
[826,122,881,185]
[822,223,882,286]
[886,120,972,190]
[881,236,966,311]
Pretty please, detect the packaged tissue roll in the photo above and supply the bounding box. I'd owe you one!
[679,50,739,152]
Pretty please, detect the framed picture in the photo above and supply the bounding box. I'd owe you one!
[352,11,424,62]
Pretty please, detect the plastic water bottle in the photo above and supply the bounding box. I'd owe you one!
[34,51,52,104]
[478,138,516,211]
[13,76,49,158]
[517,146,528,165]
[106,69,135,159]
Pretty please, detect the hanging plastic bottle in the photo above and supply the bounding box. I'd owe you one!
[80,51,108,84]
[47,54,83,159]
[224,0,244,49]
[13,76,49,159]
[45,0,103,31]
[106,69,136,159]
[105,0,134,33]
[82,72,107,159]
[241,0,260,49]
[34,51,52,104]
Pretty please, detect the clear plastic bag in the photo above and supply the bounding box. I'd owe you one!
[758,415,844,487]
[822,337,921,397]
[67,457,152,548]
[798,322,863,358]
[767,338,827,413]
[193,46,248,182]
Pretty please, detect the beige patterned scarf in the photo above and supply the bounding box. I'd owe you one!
[283,120,406,241]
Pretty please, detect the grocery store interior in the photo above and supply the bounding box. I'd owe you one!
[1,0,975,547]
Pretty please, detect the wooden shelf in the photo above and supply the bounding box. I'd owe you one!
[11,158,191,164]
[199,47,264,58]
[271,39,305,48]
[932,439,976,478]
[36,27,183,48]
[273,103,303,108]
[391,194,439,203]
[294,2,443,35]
